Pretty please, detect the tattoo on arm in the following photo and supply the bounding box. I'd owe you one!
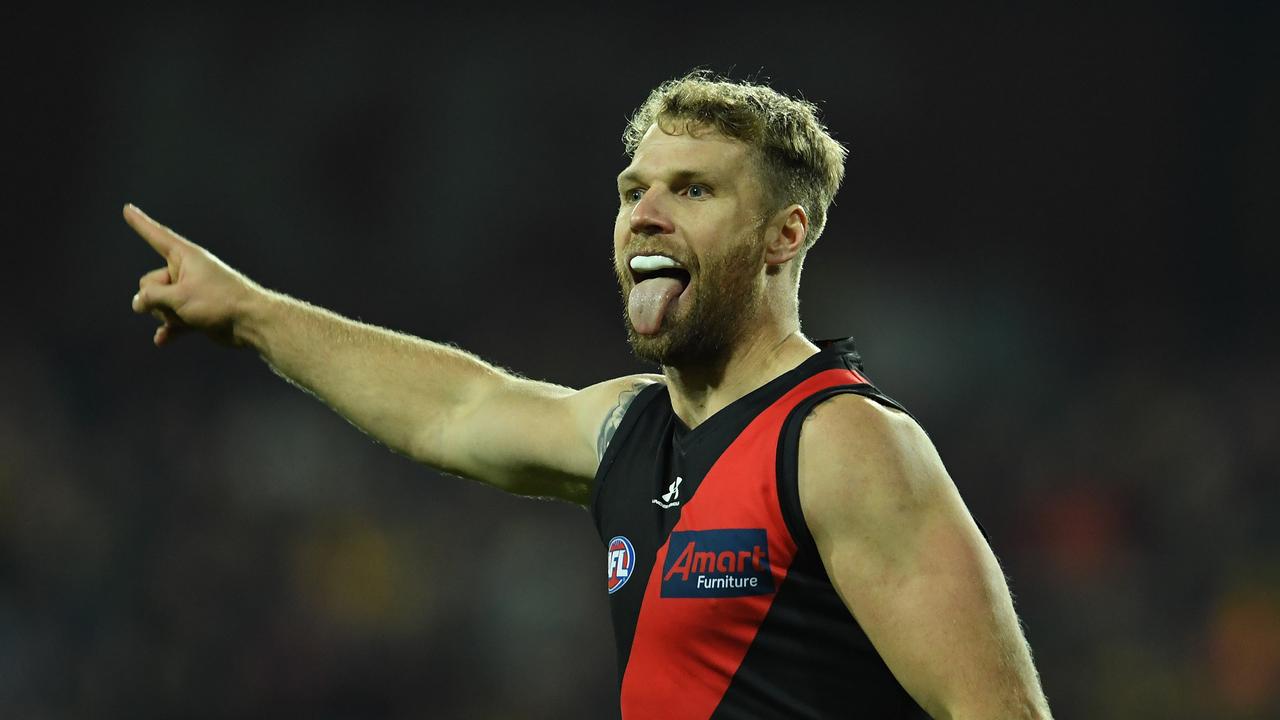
[597,382,649,461]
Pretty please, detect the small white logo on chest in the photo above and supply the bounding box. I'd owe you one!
[652,476,683,509]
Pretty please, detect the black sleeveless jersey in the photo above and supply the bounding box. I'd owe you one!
[590,338,930,719]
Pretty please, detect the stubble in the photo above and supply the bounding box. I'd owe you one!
[616,228,767,368]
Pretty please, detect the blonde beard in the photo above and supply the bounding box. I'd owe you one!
[616,228,767,368]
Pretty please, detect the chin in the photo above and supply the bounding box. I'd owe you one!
[624,325,675,366]
[625,316,734,368]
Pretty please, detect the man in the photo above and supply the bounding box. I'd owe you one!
[128,72,1052,719]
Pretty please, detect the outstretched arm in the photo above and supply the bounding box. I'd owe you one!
[126,204,658,503]
[799,395,1052,719]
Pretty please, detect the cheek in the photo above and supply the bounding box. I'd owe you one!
[613,212,629,249]
[612,219,631,278]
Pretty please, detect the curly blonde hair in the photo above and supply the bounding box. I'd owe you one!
[624,71,848,246]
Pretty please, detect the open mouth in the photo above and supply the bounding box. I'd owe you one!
[626,254,691,335]
[629,254,691,290]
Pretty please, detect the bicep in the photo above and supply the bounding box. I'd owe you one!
[436,373,659,504]
[800,399,1049,719]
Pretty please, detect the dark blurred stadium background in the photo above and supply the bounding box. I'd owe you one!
[2,3,1277,718]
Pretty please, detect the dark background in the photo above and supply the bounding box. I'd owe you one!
[3,3,1278,718]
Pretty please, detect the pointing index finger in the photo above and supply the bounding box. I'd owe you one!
[123,203,188,259]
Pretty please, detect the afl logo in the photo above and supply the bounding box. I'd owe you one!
[606,535,635,594]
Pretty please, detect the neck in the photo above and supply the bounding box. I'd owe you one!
[662,315,818,430]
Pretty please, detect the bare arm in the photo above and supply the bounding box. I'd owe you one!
[798,395,1051,719]
[126,204,658,503]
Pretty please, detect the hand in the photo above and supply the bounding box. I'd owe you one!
[126,204,262,347]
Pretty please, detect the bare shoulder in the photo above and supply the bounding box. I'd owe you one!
[571,373,665,461]
[470,372,665,501]
[797,393,951,539]
[799,393,935,476]
[795,398,1049,718]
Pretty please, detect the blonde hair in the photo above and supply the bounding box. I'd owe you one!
[623,71,848,246]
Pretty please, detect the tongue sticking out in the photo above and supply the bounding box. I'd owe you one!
[628,277,684,335]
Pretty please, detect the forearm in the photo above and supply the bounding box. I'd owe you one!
[235,289,504,463]
[126,205,606,496]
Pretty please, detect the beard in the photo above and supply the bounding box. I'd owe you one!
[615,227,767,368]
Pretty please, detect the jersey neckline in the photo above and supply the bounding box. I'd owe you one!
[669,337,862,450]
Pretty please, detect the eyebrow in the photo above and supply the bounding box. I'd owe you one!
[616,168,715,189]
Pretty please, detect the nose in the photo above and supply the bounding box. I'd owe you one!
[629,187,675,236]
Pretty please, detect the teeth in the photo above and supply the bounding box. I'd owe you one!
[630,255,683,272]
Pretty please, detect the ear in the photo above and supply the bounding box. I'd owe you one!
[764,204,808,268]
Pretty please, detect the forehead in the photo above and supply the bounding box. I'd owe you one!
[618,123,753,182]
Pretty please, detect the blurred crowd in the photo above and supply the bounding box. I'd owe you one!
[3,4,1276,719]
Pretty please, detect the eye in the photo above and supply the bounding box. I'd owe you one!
[685,184,710,199]
[622,187,645,204]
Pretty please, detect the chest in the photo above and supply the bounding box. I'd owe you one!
[598,410,800,627]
